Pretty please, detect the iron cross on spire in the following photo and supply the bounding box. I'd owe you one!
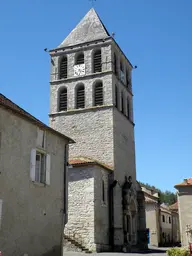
[89,0,96,7]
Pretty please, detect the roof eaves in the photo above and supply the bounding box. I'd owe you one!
[0,94,75,144]
[69,157,113,172]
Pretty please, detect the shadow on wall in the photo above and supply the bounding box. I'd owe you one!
[41,246,61,256]
[68,167,93,182]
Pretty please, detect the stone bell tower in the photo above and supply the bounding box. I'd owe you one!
[49,8,146,252]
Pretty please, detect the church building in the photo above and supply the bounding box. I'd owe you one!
[49,8,147,252]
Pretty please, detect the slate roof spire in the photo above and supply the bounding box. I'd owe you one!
[57,8,110,48]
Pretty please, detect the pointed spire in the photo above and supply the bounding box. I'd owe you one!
[57,8,110,48]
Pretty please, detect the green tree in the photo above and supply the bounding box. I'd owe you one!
[139,182,177,205]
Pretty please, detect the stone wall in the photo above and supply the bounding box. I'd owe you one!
[50,107,114,166]
[177,188,192,247]
[94,166,111,251]
[145,203,159,246]
[65,165,110,252]
[0,107,68,256]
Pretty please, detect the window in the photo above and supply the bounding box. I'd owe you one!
[162,215,165,222]
[93,49,102,73]
[114,53,117,75]
[59,88,67,111]
[94,82,103,106]
[30,149,51,185]
[169,216,171,224]
[60,56,67,79]
[127,97,130,120]
[115,85,118,108]
[76,53,84,65]
[126,70,130,88]
[35,152,46,183]
[102,180,106,203]
[121,91,124,114]
[76,84,85,109]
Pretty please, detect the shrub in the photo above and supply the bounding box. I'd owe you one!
[167,248,190,256]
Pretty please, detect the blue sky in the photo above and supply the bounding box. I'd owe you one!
[1,0,191,192]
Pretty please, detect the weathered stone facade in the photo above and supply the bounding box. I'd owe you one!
[175,179,192,247]
[49,8,147,252]
[0,94,73,256]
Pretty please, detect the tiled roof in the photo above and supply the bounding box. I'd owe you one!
[175,178,192,187]
[169,201,178,210]
[69,157,113,172]
[145,197,158,204]
[0,93,74,143]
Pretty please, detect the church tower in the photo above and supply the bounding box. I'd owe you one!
[49,8,146,253]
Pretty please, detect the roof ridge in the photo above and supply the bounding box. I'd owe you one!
[57,8,110,48]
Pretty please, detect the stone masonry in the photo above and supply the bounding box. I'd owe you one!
[49,8,147,252]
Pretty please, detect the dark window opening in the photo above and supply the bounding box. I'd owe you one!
[126,70,130,88]
[60,56,67,79]
[93,50,102,73]
[59,88,67,111]
[94,82,103,106]
[162,215,165,222]
[120,62,123,72]
[76,85,85,109]
[169,216,171,224]
[114,53,117,75]
[121,92,124,114]
[115,85,118,108]
[102,180,105,203]
[127,97,130,120]
[76,53,84,65]
[120,61,125,83]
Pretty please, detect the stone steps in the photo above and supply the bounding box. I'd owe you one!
[63,235,92,254]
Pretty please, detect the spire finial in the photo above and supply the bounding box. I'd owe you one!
[89,0,96,7]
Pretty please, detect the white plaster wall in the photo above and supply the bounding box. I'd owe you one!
[0,107,67,256]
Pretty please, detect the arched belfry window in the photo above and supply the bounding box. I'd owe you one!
[102,180,106,203]
[121,91,124,114]
[59,87,67,111]
[60,56,67,79]
[94,81,103,106]
[114,53,117,75]
[76,84,85,109]
[76,53,84,65]
[126,70,130,88]
[120,61,125,83]
[93,49,102,73]
[127,97,130,120]
[115,85,118,108]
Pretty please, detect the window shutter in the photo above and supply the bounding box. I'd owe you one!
[93,50,102,73]
[94,82,103,106]
[76,85,85,109]
[30,148,36,181]
[46,154,51,185]
[59,88,67,111]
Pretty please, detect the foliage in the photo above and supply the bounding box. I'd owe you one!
[139,181,177,205]
[167,248,190,256]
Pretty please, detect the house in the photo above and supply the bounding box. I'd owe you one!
[142,186,160,247]
[169,201,180,245]
[49,8,147,252]
[160,203,172,245]
[142,186,180,247]
[0,94,74,256]
[175,178,192,247]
